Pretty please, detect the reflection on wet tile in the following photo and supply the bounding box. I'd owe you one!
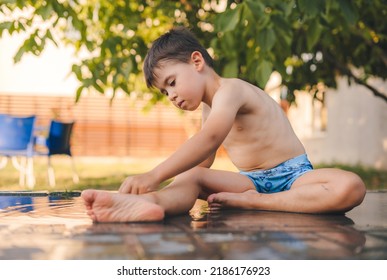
[0,247,44,260]
[183,206,374,259]
[0,192,387,260]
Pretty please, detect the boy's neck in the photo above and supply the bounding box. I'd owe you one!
[202,68,222,107]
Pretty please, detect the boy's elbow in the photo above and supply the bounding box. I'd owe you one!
[208,136,224,155]
[199,152,216,168]
[198,130,223,153]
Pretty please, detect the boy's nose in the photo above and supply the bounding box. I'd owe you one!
[168,90,177,101]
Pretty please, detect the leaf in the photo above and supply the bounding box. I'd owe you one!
[13,45,26,63]
[306,20,323,50]
[215,6,241,32]
[0,22,13,36]
[93,81,105,94]
[245,0,265,12]
[36,3,53,20]
[45,29,58,47]
[338,0,358,25]
[256,14,271,30]
[272,15,292,46]
[257,28,276,52]
[283,0,296,17]
[75,86,85,103]
[297,0,322,17]
[222,59,238,78]
[221,32,237,54]
[71,64,82,80]
[244,0,264,19]
[121,59,133,79]
[255,60,273,87]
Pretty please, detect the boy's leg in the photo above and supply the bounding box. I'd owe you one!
[150,166,255,216]
[208,168,366,214]
[82,167,255,222]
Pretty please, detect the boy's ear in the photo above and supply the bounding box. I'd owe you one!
[191,51,204,71]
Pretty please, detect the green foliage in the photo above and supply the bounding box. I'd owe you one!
[212,0,387,102]
[0,0,386,104]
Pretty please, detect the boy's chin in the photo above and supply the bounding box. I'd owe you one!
[176,105,196,111]
[185,107,198,112]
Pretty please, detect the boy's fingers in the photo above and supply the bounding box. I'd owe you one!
[118,177,129,193]
[118,185,125,193]
[119,183,131,193]
[208,202,221,212]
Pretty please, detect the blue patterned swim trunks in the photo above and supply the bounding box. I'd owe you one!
[240,154,313,193]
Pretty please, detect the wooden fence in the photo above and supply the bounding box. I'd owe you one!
[0,94,201,156]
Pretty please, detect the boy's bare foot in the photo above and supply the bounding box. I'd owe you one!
[207,190,260,210]
[81,189,165,223]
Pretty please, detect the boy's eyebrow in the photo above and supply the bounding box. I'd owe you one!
[154,75,171,94]
[154,75,171,90]
[162,75,173,86]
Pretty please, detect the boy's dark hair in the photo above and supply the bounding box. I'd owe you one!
[143,27,214,88]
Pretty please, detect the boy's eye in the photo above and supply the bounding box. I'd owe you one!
[161,89,168,96]
[169,80,175,87]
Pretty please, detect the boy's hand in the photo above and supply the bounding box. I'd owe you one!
[119,172,159,194]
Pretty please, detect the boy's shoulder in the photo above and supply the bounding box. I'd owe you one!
[216,77,263,99]
[209,78,261,110]
[218,77,261,91]
[213,78,244,101]
[212,77,271,112]
[219,77,243,87]
[215,78,245,95]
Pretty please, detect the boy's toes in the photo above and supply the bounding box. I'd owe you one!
[207,193,218,203]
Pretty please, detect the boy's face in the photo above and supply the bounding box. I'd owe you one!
[153,54,206,111]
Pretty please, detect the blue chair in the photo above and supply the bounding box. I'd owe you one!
[0,195,34,213]
[34,120,79,187]
[0,115,36,188]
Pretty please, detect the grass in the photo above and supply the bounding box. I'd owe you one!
[315,163,387,191]
[0,156,385,192]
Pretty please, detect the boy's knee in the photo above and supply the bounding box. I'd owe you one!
[339,172,366,208]
[176,166,205,182]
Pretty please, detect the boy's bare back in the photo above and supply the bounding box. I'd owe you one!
[205,77,305,172]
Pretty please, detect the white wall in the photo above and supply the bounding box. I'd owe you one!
[292,79,387,169]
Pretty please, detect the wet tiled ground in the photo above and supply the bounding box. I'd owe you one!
[0,190,386,260]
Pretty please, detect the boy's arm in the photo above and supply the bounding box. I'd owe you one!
[119,86,243,194]
[197,103,216,168]
[198,151,216,168]
[150,87,242,183]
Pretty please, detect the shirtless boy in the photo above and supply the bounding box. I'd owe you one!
[82,27,366,222]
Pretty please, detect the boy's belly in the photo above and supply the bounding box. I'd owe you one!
[225,143,306,172]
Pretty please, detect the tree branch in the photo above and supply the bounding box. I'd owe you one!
[324,51,387,103]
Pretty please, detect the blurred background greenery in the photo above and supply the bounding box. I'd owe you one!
[1,0,386,105]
